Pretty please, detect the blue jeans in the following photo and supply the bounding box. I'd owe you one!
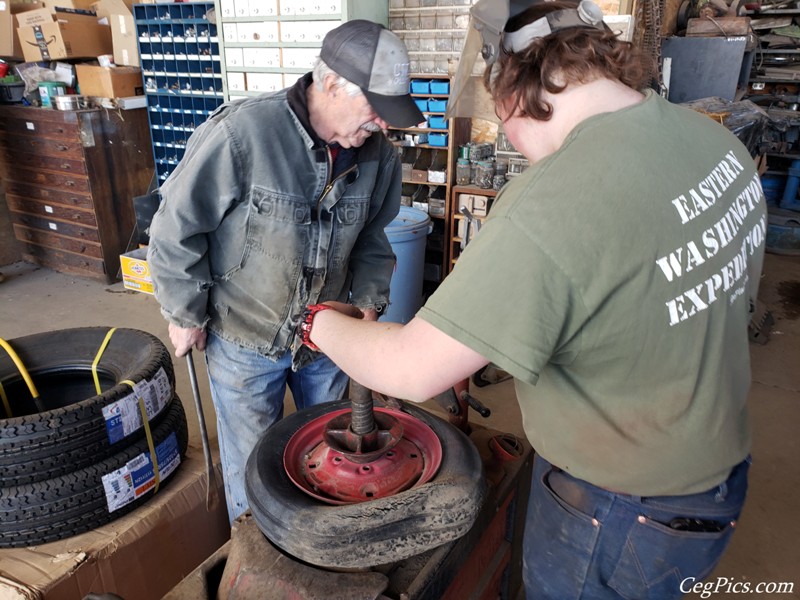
[524,454,750,600]
[205,333,349,523]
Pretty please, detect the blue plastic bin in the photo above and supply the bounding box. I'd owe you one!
[428,115,447,130]
[781,160,800,211]
[427,98,447,112]
[414,98,428,112]
[430,80,450,95]
[428,132,448,147]
[410,79,431,94]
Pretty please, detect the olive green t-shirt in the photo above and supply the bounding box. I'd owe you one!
[419,92,766,495]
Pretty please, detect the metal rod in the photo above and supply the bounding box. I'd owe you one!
[186,350,220,512]
[349,379,375,435]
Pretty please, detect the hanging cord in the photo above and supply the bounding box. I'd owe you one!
[92,328,160,494]
[0,337,44,414]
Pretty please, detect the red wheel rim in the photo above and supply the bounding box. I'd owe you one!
[283,407,443,505]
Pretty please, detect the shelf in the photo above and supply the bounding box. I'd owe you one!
[136,1,224,185]
[452,185,499,197]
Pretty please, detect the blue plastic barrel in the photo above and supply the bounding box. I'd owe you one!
[381,206,431,324]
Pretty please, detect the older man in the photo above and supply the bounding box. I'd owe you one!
[147,20,422,523]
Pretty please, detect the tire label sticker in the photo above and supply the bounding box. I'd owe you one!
[101,431,181,513]
[102,367,172,444]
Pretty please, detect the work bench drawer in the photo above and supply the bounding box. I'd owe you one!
[6,166,91,194]
[3,182,95,212]
[13,224,103,260]
[1,150,88,176]
[9,211,102,244]
[5,195,99,229]
[0,132,86,161]
[16,238,107,277]
[0,115,82,142]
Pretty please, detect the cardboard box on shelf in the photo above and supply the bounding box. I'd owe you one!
[92,0,137,66]
[120,246,152,294]
[16,9,112,62]
[42,0,98,10]
[76,63,143,98]
[1,1,45,58]
[0,449,230,600]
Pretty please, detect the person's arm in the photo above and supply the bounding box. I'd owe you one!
[348,145,402,312]
[308,306,489,402]
[147,113,242,354]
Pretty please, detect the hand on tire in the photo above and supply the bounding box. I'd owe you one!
[168,323,207,357]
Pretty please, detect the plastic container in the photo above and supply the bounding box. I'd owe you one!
[761,173,786,207]
[456,158,471,185]
[428,115,447,130]
[381,206,432,324]
[428,132,448,147]
[0,81,25,104]
[427,98,447,112]
[781,160,800,211]
[38,81,67,109]
[410,79,431,95]
[476,161,494,189]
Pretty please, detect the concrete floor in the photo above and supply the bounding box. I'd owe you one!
[1,252,798,597]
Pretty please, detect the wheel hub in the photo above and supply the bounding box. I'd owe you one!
[283,407,443,505]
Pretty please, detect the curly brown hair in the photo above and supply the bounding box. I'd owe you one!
[484,1,649,121]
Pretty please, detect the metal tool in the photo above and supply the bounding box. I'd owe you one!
[186,350,220,511]
[460,206,482,251]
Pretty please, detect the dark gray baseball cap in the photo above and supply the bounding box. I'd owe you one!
[320,20,424,128]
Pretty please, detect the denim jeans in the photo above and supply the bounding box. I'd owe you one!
[524,454,750,600]
[205,332,350,523]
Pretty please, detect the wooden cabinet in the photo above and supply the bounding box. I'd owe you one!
[0,105,154,282]
[449,185,498,272]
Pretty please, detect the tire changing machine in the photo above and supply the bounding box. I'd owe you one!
[165,386,534,600]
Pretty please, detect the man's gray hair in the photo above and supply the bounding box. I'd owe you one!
[312,58,362,97]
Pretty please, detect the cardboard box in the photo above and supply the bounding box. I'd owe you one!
[15,6,51,26]
[17,9,112,62]
[0,1,45,58]
[76,63,143,98]
[43,0,98,10]
[120,247,153,294]
[0,449,230,600]
[92,0,137,66]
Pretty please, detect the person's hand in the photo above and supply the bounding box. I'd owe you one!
[168,323,207,357]
[320,301,365,319]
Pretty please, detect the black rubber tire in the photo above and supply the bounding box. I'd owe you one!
[0,327,175,486]
[0,396,189,548]
[245,400,487,569]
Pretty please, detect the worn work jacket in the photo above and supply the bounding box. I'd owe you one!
[147,84,401,359]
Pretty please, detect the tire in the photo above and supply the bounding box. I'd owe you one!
[245,400,487,569]
[0,396,189,548]
[0,327,175,486]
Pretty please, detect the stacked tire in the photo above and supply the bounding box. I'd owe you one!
[0,327,189,548]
